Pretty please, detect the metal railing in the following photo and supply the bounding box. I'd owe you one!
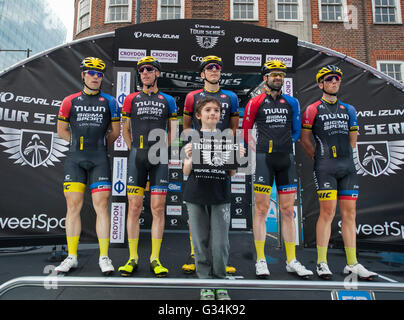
[1,276,404,298]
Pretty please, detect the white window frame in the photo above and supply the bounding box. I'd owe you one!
[318,0,348,22]
[105,0,132,24]
[376,60,404,83]
[157,0,185,20]
[76,0,92,34]
[275,0,303,21]
[372,0,402,24]
[230,0,259,21]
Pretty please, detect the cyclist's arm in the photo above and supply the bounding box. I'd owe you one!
[227,90,240,136]
[121,118,131,150]
[300,102,319,160]
[230,116,239,136]
[106,121,121,147]
[57,95,74,143]
[345,103,359,150]
[349,131,358,149]
[300,129,314,160]
[57,120,70,143]
[121,93,136,150]
[242,94,264,148]
[164,93,178,146]
[290,98,301,143]
[183,92,194,130]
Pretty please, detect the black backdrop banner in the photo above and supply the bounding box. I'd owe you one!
[0,20,403,251]
[114,19,297,73]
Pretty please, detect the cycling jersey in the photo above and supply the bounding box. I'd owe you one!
[302,98,359,201]
[242,91,300,153]
[58,91,120,193]
[122,90,177,149]
[183,88,239,131]
[58,91,120,152]
[302,98,358,160]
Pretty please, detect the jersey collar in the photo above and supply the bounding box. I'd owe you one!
[142,88,159,95]
[204,87,220,94]
[321,97,338,104]
[82,89,100,96]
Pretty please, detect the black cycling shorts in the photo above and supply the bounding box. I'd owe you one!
[63,151,112,194]
[127,148,168,196]
[253,152,297,195]
[313,158,359,201]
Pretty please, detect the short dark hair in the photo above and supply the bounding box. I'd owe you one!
[195,96,222,117]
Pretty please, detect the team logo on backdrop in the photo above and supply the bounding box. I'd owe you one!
[190,24,225,49]
[196,36,219,49]
[354,140,404,177]
[0,126,69,168]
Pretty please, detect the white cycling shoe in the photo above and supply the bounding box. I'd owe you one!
[286,260,313,279]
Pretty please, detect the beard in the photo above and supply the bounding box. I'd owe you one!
[266,79,283,91]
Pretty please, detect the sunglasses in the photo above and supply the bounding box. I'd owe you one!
[205,63,221,71]
[85,70,104,78]
[267,72,286,78]
[323,75,341,82]
[139,65,155,73]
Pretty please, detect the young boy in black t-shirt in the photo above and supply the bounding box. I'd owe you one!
[183,96,244,300]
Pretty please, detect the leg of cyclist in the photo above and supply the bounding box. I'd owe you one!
[55,184,85,274]
[280,191,313,278]
[315,194,337,279]
[339,198,377,280]
[92,189,114,275]
[253,192,271,278]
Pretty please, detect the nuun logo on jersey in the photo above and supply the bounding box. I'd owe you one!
[318,113,349,121]
[74,105,106,112]
[264,108,288,125]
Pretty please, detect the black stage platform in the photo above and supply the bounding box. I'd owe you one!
[0,231,403,301]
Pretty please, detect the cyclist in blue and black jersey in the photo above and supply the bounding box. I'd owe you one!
[242,60,312,279]
[119,56,177,277]
[55,57,121,275]
[301,65,377,281]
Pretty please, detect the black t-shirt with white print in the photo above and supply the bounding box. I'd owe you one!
[183,130,231,205]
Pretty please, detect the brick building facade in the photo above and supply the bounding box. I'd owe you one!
[73,0,404,82]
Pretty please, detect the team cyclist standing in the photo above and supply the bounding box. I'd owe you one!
[55,55,376,288]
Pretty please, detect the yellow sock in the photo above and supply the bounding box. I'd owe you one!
[254,240,266,261]
[317,246,328,264]
[98,238,109,257]
[345,247,358,266]
[189,236,195,256]
[150,238,162,262]
[284,241,296,263]
[67,236,80,257]
[128,238,139,261]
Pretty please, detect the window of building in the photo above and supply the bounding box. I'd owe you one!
[319,0,347,21]
[231,0,259,21]
[77,0,91,33]
[157,0,184,20]
[372,0,402,24]
[105,0,131,23]
[377,61,403,83]
[276,0,303,21]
